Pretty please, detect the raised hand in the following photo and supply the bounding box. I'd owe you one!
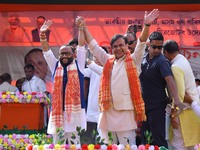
[40,20,53,33]
[126,25,135,33]
[143,9,159,25]
[75,16,86,28]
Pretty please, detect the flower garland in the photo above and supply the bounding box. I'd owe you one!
[25,143,169,150]
[0,134,52,150]
[0,92,51,106]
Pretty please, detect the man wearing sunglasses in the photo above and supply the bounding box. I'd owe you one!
[124,25,137,54]
[139,32,185,148]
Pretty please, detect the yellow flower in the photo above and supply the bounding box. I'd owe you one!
[6,92,10,94]
[88,144,95,150]
[38,145,44,150]
[35,99,39,103]
[11,95,15,99]
[15,143,21,149]
[3,142,8,147]
[55,144,60,148]
[70,144,76,150]
[27,94,32,99]
[2,94,7,99]
[24,143,28,148]
[125,144,131,150]
[14,98,18,102]
[20,138,24,142]
[0,139,3,144]
[23,92,27,95]
[8,134,12,138]
[11,139,16,144]
[29,134,34,139]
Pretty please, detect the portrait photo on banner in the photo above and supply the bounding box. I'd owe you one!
[0,10,200,89]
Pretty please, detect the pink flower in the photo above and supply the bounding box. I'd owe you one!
[138,145,145,150]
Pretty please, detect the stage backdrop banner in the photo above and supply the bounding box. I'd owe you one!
[0,10,200,90]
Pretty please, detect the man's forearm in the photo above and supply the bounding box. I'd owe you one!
[84,28,94,45]
[166,76,182,105]
[40,40,50,52]
[139,24,150,42]
[40,32,50,52]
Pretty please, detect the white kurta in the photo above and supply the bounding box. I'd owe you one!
[84,62,103,123]
[44,46,87,134]
[0,82,18,92]
[88,39,146,132]
[22,75,46,92]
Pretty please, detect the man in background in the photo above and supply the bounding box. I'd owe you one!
[0,73,18,92]
[32,16,50,42]
[24,48,52,93]
[163,39,200,149]
[2,14,26,42]
[124,25,138,54]
[22,63,46,92]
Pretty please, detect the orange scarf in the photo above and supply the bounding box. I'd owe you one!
[99,52,146,122]
[51,62,81,127]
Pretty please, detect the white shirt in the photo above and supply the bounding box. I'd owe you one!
[84,62,103,123]
[191,101,200,118]
[197,86,200,98]
[22,75,46,92]
[0,82,18,92]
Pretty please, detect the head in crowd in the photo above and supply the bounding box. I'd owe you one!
[163,40,179,61]
[195,79,200,86]
[16,77,26,92]
[1,73,12,84]
[25,48,48,81]
[124,32,137,54]
[24,63,35,81]
[68,38,78,49]
[36,16,46,30]
[110,34,129,59]
[8,14,20,29]
[148,31,164,58]
[68,38,78,58]
[59,44,76,67]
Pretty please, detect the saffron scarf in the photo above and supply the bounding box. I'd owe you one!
[99,51,146,122]
[51,62,81,127]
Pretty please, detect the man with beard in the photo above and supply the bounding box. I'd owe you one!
[39,20,87,145]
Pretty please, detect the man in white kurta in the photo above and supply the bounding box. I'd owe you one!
[40,20,87,144]
[75,9,159,145]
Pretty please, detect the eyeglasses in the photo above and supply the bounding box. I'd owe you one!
[150,44,163,49]
[60,52,73,56]
[128,40,136,45]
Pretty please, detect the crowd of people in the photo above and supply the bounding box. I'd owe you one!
[1,9,200,150]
